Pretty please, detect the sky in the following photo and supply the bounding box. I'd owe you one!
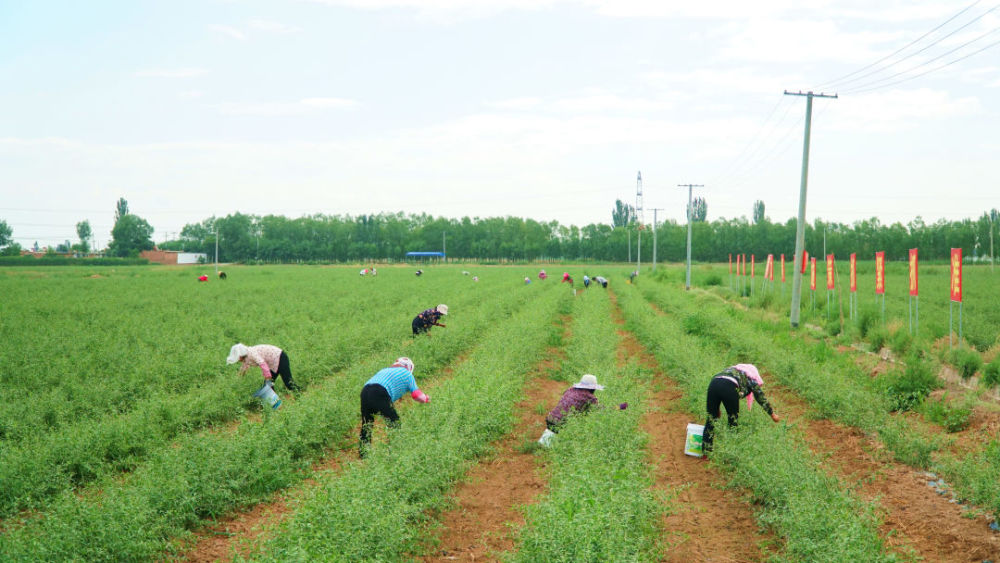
[1,0,998,249]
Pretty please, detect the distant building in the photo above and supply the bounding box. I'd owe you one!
[140,249,207,265]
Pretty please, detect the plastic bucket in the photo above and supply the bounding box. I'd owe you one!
[684,423,704,457]
[538,428,556,448]
[253,383,282,410]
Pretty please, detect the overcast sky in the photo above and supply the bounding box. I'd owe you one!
[1,0,998,248]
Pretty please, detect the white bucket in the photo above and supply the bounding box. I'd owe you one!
[684,423,704,457]
[538,428,556,448]
[253,383,282,410]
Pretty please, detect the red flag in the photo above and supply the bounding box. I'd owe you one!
[826,254,835,290]
[909,248,919,297]
[780,254,785,283]
[849,253,857,293]
[751,255,755,278]
[810,257,817,291]
[801,250,809,274]
[875,251,885,295]
[950,248,963,302]
[765,254,774,281]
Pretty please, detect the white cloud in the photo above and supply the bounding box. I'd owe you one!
[217,97,360,116]
[485,97,542,110]
[247,19,301,33]
[209,24,247,40]
[134,68,209,78]
[178,90,203,99]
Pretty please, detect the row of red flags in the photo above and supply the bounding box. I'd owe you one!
[728,249,963,302]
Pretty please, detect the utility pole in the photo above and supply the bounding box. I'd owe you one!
[785,90,837,328]
[636,171,644,275]
[651,208,664,271]
[442,231,446,262]
[678,184,703,290]
[214,225,219,275]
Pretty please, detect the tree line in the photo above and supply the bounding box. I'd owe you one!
[2,199,996,264]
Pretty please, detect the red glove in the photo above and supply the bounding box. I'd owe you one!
[411,390,430,403]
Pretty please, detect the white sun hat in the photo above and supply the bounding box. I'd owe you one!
[394,356,415,372]
[437,304,449,315]
[227,343,249,364]
[572,374,604,390]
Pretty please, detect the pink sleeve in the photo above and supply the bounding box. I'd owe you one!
[260,364,272,379]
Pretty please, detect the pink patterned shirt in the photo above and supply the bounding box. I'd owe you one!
[239,344,283,379]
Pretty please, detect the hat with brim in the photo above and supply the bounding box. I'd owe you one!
[572,373,604,390]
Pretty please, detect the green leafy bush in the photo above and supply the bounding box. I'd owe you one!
[948,346,983,380]
[919,392,972,433]
[981,356,1000,388]
[857,308,880,338]
[883,357,940,412]
[868,327,888,353]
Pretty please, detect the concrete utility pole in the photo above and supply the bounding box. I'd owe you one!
[650,208,664,271]
[214,225,219,275]
[678,184,703,290]
[636,171,644,275]
[785,90,837,328]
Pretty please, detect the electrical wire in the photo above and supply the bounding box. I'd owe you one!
[816,1,993,90]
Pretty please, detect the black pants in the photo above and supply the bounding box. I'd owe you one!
[269,351,299,390]
[412,317,430,335]
[704,376,740,452]
[360,384,400,456]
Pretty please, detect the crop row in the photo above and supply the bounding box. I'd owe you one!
[246,277,569,560]
[615,280,896,561]
[656,271,1000,523]
[0,267,512,519]
[0,271,558,561]
[509,282,666,561]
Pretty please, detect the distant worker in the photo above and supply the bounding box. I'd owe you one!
[218,271,227,280]
[198,275,209,282]
[359,356,429,457]
[594,275,608,288]
[360,268,368,276]
[703,363,780,455]
[462,271,470,276]
[561,272,574,285]
[582,275,590,288]
[412,304,448,335]
[415,269,423,277]
[524,276,532,284]
[629,270,637,284]
[371,267,377,276]
[227,343,300,391]
[538,269,547,280]
[472,276,479,282]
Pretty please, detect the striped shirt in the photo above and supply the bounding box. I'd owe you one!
[365,366,420,402]
[239,344,283,379]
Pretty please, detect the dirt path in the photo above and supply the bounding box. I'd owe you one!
[417,317,572,562]
[769,384,1000,562]
[609,290,777,562]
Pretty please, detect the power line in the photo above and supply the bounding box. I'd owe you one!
[816,0,992,90]
[843,31,1000,94]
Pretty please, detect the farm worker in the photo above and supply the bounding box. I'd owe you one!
[412,304,448,335]
[538,269,547,280]
[702,363,780,454]
[359,356,429,457]
[415,269,423,276]
[524,276,531,284]
[227,343,301,391]
[198,275,209,282]
[360,268,368,276]
[561,272,573,285]
[472,276,479,282]
[594,275,608,288]
[582,275,590,288]
[629,270,637,283]
[371,267,377,276]
[544,374,625,433]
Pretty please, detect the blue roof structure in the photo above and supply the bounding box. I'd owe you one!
[405,251,446,257]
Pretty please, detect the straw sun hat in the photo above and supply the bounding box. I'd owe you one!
[572,374,605,390]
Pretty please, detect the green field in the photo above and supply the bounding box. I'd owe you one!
[2,263,999,561]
